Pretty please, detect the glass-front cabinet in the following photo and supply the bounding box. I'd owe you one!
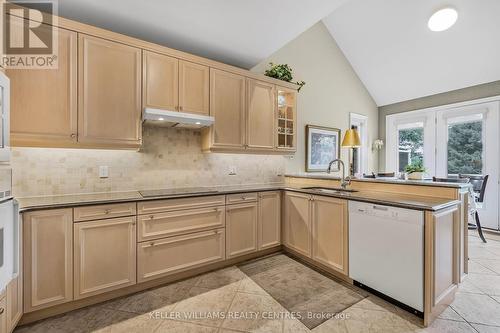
[276,87,297,151]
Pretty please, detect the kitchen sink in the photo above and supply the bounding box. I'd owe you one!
[301,186,358,194]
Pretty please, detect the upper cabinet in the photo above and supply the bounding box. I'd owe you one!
[9,25,78,147]
[276,87,297,151]
[143,51,178,111]
[143,53,209,115]
[7,11,298,152]
[179,60,210,115]
[246,79,275,150]
[203,69,246,150]
[78,34,142,148]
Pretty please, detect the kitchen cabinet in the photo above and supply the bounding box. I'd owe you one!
[179,60,210,115]
[283,191,311,257]
[226,202,258,259]
[276,87,297,151]
[78,34,142,148]
[138,206,225,242]
[6,276,22,332]
[246,79,275,150]
[137,229,225,282]
[0,296,6,333]
[143,50,178,111]
[203,69,246,150]
[143,54,209,115]
[9,25,78,147]
[311,196,348,275]
[74,216,136,299]
[258,191,281,250]
[23,209,73,312]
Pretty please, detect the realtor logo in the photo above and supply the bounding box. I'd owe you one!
[2,0,58,69]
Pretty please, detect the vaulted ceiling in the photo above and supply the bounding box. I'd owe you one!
[56,0,348,69]
[55,0,500,106]
[323,0,500,106]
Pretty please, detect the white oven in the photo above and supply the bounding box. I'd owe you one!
[0,72,10,163]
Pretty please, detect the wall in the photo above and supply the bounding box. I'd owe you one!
[11,126,286,197]
[378,80,500,171]
[251,22,378,175]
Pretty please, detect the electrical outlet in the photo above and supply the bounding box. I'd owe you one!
[99,166,109,178]
[228,166,237,176]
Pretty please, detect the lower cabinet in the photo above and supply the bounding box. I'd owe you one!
[137,229,225,282]
[226,202,258,259]
[284,191,312,257]
[23,208,73,312]
[74,216,137,299]
[311,195,349,275]
[258,191,281,250]
[284,192,349,276]
[6,275,22,331]
[0,296,6,333]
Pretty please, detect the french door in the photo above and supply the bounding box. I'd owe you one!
[436,102,499,230]
[386,100,500,230]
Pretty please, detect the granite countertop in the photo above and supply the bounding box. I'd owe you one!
[285,172,472,188]
[16,182,459,213]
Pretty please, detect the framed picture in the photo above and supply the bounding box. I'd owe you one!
[306,125,341,172]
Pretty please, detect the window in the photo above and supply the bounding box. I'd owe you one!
[397,125,424,172]
[447,115,483,175]
[349,113,368,177]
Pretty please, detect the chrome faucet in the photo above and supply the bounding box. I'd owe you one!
[327,159,351,189]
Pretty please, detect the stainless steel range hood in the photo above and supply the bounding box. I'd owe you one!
[143,108,214,129]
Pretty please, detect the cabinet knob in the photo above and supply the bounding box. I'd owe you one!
[179,106,183,111]
[104,209,110,214]
[149,215,154,219]
[150,242,155,247]
[70,133,76,138]
[0,308,4,314]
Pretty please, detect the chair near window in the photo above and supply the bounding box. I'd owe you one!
[459,174,489,243]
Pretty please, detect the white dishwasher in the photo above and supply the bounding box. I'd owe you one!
[349,201,424,315]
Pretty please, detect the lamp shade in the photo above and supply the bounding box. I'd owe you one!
[341,129,361,147]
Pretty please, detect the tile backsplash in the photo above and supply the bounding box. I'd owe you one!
[11,127,286,197]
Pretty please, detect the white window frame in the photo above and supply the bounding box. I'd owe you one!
[349,112,368,177]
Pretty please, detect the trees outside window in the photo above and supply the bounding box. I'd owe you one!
[447,121,483,175]
[398,128,424,171]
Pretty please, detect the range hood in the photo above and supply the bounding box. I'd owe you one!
[143,108,214,129]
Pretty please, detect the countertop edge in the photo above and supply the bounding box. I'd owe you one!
[17,186,460,213]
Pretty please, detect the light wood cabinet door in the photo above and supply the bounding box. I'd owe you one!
[208,69,246,149]
[9,25,77,147]
[23,209,73,313]
[78,34,142,148]
[143,51,179,111]
[6,276,22,332]
[284,191,312,257]
[258,191,281,250]
[311,196,348,275]
[226,202,258,259]
[74,216,136,299]
[179,60,209,115]
[138,229,225,283]
[0,297,6,333]
[246,79,275,150]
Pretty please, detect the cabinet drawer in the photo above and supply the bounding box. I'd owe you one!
[138,195,225,214]
[226,192,258,205]
[137,229,225,283]
[74,202,136,222]
[138,206,225,242]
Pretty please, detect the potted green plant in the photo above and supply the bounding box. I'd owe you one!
[404,161,426,180]
[264,63,306,91]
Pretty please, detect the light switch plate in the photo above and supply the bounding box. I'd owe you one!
[99,166,109,178]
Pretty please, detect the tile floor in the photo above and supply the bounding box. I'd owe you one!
[16,234,500,333]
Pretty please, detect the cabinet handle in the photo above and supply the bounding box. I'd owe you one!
[0,308,4,314]
[179,106,183,111]
[149,215,154,219]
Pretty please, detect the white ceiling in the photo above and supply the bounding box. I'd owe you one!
[56,0,347,69]
[323,0,500,106]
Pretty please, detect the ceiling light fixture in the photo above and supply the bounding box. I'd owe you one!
[428,7,458,32]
